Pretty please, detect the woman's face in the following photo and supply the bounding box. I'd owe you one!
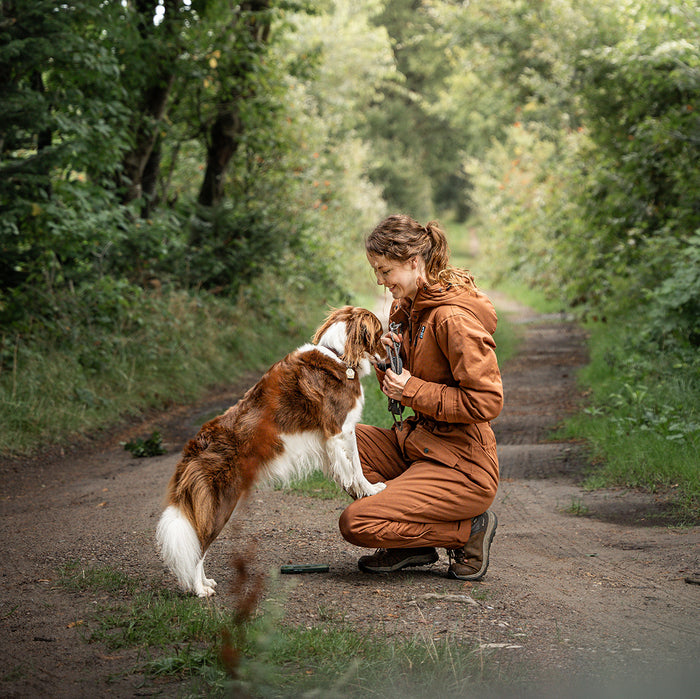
[367,254,423,300]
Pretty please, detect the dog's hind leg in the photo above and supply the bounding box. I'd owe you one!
[156,505,215,596]
[196,555,217,596]
[192,490,247,596]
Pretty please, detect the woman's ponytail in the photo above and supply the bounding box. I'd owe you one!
[423,221,449,283]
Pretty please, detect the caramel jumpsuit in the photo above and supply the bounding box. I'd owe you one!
[339,283,503,549]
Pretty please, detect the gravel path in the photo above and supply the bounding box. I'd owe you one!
[1,301,698,697]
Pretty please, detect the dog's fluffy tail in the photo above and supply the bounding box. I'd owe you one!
[156,505,202,594]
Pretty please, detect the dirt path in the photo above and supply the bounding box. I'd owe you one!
[1,301,698,697]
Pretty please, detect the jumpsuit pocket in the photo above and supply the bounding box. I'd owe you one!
[402,425,458,465]
[453,453,499,499]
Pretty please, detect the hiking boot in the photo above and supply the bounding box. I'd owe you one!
[358,547,439,573]
[447,510,498,581]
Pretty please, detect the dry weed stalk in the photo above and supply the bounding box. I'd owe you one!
[219,540,266,688]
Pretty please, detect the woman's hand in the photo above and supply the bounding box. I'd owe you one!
[378,328,408,399]
[382,367,411,401]
[381,329,402,352]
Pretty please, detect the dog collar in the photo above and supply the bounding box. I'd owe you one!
[320,345,356,380]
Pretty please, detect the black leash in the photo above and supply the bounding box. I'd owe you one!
[387,321,404,427]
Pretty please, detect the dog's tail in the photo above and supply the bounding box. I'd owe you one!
[156,504,202,593]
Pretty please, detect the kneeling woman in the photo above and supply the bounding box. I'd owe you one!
[339,214,503,580]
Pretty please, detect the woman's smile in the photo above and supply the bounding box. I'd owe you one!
[367,254,424,301]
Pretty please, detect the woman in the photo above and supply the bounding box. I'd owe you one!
[339,214,503,580]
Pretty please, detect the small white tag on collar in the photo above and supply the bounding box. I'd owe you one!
[346,367,356,380]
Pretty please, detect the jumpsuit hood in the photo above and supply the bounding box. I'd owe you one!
[395,283,498,336]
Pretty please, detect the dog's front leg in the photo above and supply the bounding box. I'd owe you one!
[347,430,386,497]
[329,430,386,499]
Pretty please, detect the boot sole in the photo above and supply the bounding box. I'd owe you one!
[447,512,498,581]
[358,550,439,573]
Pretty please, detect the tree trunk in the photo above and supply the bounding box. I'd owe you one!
[196,1,271,208]
[121,76,174,204]
[119,0,180,205]
[140,134,162,217]
[197,108,242,208]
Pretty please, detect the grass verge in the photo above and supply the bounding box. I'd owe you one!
[0,280,340,456]
[556,319,699,524]
[57,562,502,697]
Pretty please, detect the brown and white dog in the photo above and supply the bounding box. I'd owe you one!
[156,306,387,596]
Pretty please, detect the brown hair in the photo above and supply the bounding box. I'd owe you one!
[365,214,476,290]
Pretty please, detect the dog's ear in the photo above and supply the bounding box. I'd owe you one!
[344,309,381,366]
[344,312,362,367]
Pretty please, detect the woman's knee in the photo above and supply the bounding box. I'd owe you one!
[338,500,379,547]
[338,503,361,545]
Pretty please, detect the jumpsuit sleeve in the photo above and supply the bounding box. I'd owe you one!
[401,311,503,424]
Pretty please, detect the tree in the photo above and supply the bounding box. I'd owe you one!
[197,1,274,208]
[116,0,187,207]
[0,0,131,326]
[363,0,468,218]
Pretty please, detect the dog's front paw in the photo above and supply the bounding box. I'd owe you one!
[352,481,386,498]
[345,480,386,499]
[367,481,387,496]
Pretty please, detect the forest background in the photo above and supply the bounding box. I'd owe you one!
[1,0,698,519]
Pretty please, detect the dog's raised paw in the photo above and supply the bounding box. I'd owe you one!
[366,481,387,496]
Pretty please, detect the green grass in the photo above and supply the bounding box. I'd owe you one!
[58,561,235,687]
[0,281,335,456]
[562,496,590,517]
[556,319,700,523]
[57,562,505,697]
[488,278,566,316]
[284,469,348,499]
[492,312,521,368]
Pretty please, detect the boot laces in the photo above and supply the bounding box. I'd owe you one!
[447,547,466,564]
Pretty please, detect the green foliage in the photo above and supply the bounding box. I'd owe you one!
[0,0,391,456]
[462,0,699,328]
[565,7,700,319]
[186,203,297,294]
[362,0,471,218]
[645,231,700,347]
[122,431,167,458]
[0,281,338,456]
[0,0,373,345]
[0,0,131,329]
